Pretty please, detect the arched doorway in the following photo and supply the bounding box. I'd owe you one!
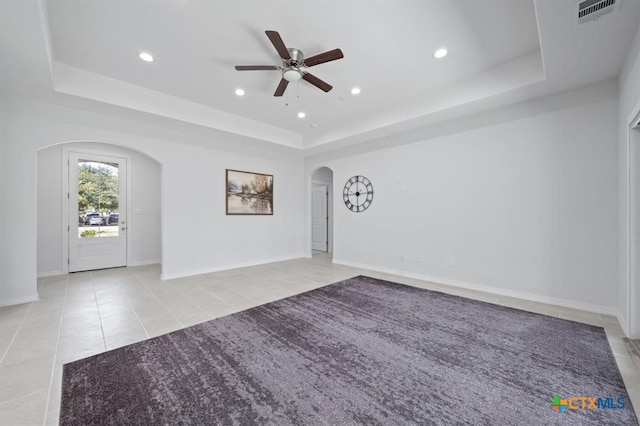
[311,167,333,255]
[36,141,161,276]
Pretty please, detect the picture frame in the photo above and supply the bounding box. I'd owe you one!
[225,169,274,215]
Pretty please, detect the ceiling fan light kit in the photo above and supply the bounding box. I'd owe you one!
[283,68,302,82]
[235,30,344,97]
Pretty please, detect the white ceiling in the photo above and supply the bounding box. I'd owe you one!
[1,0,639,152]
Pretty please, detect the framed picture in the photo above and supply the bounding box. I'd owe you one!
[226,169,274,215]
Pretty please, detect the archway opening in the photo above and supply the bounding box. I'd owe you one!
[311,167,333,256]
[36,141,162,277]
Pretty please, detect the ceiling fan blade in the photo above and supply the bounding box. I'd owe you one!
[303,48,344,67]
[265,30,291,60]
[235,65,279,71]
[236,65,280,71]
[302,72,333,92]
[274,78,289,97]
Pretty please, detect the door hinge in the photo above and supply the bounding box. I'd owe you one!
[67,258,70,265]
[67,225,69,232]
[67,192,69,199]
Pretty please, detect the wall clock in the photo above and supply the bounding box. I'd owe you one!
[343,175,373,212]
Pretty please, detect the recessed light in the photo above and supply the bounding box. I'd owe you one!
[235,88,245,96]
[139,52,154,62]
[297,112,306,119]
[350,87,361,95]
[433,48,448,59]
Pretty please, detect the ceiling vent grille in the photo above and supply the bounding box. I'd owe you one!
[576,0,617,25]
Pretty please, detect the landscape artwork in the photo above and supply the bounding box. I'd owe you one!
[226,169,273,215]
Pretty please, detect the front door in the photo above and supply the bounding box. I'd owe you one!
[312,184,328,252]
[68,152,127,272]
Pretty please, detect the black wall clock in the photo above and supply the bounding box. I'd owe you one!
[343,175,374,212]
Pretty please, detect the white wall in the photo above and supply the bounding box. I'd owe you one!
[0,114,5,272]
[0,101,39,305]
[0,107,22,304]
[0,95,305,306]
[306,81,620,314]
[37,142,162,276]
[36,146,63,275]
[618,24,640,336]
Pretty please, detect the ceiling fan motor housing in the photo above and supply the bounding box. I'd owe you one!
[286,48,304,67]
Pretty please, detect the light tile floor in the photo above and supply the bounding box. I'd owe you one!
[1,253,639,424]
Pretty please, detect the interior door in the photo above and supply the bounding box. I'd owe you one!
[312,185,328,252]
[68,152,127,272]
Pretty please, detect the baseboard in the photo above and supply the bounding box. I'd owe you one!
[618,312,631,337]
[0,293,39,308]
[333,258,619,317]
[160,255,305,280]
[37,270,64,278]
[38,261,160,277]
[129,259,161,267]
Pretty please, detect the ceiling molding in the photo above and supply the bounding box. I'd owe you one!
[53,62,303,150]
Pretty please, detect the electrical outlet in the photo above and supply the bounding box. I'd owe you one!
[401,253,407,262]
[449,258,455,267]
[417,255,423,263]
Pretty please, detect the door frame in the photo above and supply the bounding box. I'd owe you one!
[310,167,333,255]
[312,183,329,252]
[626,102,640,338]
[61,146,133,274]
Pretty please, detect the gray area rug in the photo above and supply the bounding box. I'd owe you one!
[60,276,638,425]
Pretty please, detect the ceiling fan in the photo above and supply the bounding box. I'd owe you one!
[235,30,344,97]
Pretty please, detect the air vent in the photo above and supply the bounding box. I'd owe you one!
[576,0,617,25]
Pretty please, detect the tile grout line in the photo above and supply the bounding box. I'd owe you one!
[191,284,247,314]
[0,388,49,409]
[133,273,195,330]
[0,302,34,365]
[120,281,152,341]
[95,273,147,347]
[92,275,108,353]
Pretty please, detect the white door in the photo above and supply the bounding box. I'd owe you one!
[312,185,328,252]
[68,152,127,272]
